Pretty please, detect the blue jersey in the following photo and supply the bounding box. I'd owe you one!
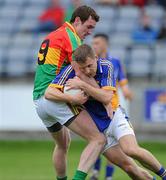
[99,53,129,108]
[104,53,128,86]
[49,59,116,132]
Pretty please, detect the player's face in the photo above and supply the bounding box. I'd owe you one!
[92,37,108,56]
[76,56,97,77]
[76,16,97,40]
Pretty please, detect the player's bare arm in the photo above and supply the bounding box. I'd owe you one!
[45,86,87,105]
[77,73,100,88]
[121,84,133,101]
[66,77,113,105]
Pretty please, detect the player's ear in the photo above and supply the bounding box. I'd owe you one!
[75,17,81,25]
[95,55,98,61]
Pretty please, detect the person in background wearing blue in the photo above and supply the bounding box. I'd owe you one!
[132,10,158,44]
[90,33,133,180]
[156,0,166,9]
[157,12,166,42]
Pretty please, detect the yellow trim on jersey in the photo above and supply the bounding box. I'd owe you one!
[111,93,119,111]
[119,79,128,87]
[49,84,63,90]
[66,22,75,33]
[102,86,116,91]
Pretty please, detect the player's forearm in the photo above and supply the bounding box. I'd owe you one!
[45,87,72,103]
[80,82,112,105]
[79,76,100,88]
[121,85,133,101]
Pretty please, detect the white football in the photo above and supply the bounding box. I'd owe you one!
[63,85,82,95]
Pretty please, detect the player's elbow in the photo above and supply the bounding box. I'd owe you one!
[44,88,52,100]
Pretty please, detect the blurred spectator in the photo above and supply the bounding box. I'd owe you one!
[120,0,147,7]
[95,0,147,7]
[157,12,166,41]
[33,0,65,33]
[95,0,119,6]
[64,0,82,22]
[156,0,166,9]
[132,11,158,44]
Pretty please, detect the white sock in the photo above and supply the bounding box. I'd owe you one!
[106,177,112,180]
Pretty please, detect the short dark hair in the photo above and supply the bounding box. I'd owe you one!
[70,5,100,23]
[93,33,109,42]
[73,44,95,63]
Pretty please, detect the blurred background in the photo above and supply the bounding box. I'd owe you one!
[0,0,166,179]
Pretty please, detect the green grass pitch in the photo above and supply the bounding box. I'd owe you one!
[0,140,166,180]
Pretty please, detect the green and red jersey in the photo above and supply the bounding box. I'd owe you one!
[33,22,82,100]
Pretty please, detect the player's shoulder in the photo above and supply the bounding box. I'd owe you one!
[59,64,73,74]
[108,55,120,64]
[45,25,67,42]
[98,58,113,68]
[108,56,121,69]
[98,59,114,74]
[55,65,74,84]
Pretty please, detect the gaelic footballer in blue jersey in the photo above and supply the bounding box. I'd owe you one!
[50,58,116,132]
[69,43,166,179]
[45,44,158,179]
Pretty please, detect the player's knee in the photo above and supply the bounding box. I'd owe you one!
[56,138,71,153]
[65,134,71,148]
[92,133,106,147]
[56,144,70,154]
[116,157,135,174]
[123,163,136,175]
[123,146,138,157]
[64,137,71,152]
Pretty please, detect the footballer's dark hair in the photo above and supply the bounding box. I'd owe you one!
[93,33,109,42]
[73,44,95,63]
[70,5,99,23]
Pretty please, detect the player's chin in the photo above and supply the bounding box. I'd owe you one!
[86,74,92,77]
[89,73,95,77]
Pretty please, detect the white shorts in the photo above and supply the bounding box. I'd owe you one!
[103,106,135,152]
[34,96,80,130]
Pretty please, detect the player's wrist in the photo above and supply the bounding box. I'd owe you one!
[79,81,87,90]
[65,94,74,104]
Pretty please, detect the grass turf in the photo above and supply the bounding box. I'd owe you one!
[0,140,166,180]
